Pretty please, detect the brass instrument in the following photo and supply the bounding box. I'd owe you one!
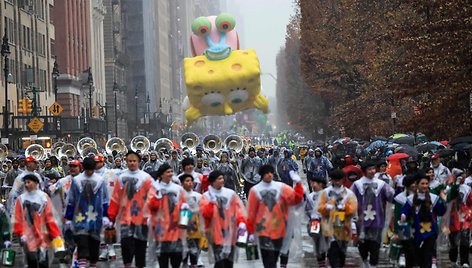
[154,138,174,153]
[105,137,128,156]
[0,144,8,162]
[81,147,99,157]
[52,142,65,157]
[77,137,97,157]
[58,143,77,159]
[130,136,150,153]
[202,134,222,153]
[180,133,199,151]
[224,135,244,152]
[25,144,46,160]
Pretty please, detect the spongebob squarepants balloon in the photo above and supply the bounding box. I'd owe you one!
[183,13,269,125]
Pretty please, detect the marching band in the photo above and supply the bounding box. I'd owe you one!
[0,133,470,268]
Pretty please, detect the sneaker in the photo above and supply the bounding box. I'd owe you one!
[108,246,116,260]
[431,257,437,268]
[462,264,470,268]
[98,249,108,261]
[398,254,406,267]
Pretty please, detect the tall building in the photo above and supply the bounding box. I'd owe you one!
[89,0,106,108]
[104,0,128,139]
[0,0,56,147]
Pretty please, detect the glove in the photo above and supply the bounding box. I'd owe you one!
[64,220,72,230]
[181,203,190,211]
[337,203,345,211]
[102,217,112,228]
[4,240,11,248]
[289,170,301,183]
[325,204,333,211]
[248,234,255,243]
[238,222,247,231]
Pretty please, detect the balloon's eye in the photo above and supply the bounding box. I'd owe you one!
[192,17,212,37]
[229,88,248,105]
[202,92,225,108]
[215,13,236,33]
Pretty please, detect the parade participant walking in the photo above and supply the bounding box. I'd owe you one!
[431,154,451,185]
[64,157,109,268]
[13,174,62,268]
[179,173,204,268]
[246,165,304,268]
[308,148,333,186]
[9,156,43,213]
[305,173,328,267]
[267,148,281,180]
[144,151,163,174]
[4,159,21,187]
[318,169,358,268]
[108,151,153,268]
[400,173,447,268]
[49,160,82,205]
[148,163,187,268]
[241,147,263,196]
[200,170,247,268]
[276,149,299,186]
[215,151,240,191]
[351,160,394,268]
[168,150,181,174]
[178,158,203,193]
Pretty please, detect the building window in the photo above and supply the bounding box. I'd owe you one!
[50,38,55,57]
[49,4,54,24]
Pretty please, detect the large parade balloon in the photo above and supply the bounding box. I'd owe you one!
[183,13,269,125]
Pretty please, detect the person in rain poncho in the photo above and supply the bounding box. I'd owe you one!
[215,151,240,192]
[108,151,154,268]
[13,174,62,268]
[200,170,247,267]
[148,163,188,268]
[351,160,394,268]
[144,151,164,174]
[276,150,299,187]
[318,169,358,268]
[246,165,304,268]
[9,156,43,214]
[64,157,109,268]
[308,148,333,186]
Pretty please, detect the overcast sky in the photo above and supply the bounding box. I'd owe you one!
[225,0,296,98]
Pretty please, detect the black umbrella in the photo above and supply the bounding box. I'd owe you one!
[450,136,472,145]
[437,149,455,158]
[416,143,442,153]
[452,143,472,151]
[395,145,419,158]
[391,136,415,146]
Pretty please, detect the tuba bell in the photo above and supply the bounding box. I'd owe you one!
[224,135,244,152]
[58,143,77,159]
[105,137,128,156]
[0,144,8,162]
[25,144,46,160]
[130,136,150,153]
[181,133,199,151]
[154,138,174,153]
[52,142,65,157]
[81,146,99,158]
[77,137,97,157]
[203,134,222,153]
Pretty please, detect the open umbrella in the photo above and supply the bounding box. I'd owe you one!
[437,149,455,158]
[416,142,444,153]
[452,143,472,151]
[391,136,415,146]
[450,136,472,145]
[387,153,410,161]
[390,133,409,139]
[365,140,387,152]
[395,145,419,158]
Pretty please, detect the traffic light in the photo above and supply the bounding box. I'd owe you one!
[18,99,26,114]
[25,98,33,113]
[99,107,105,118]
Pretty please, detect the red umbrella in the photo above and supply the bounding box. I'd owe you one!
[440,140,449,147]
[387,153,409,161]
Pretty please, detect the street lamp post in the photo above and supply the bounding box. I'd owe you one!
[146,95,150,136]
[52,61,60,102]
[87,67,94,119]
[113,83,119,136]
[2,28,10,141]
[135,87,138,133]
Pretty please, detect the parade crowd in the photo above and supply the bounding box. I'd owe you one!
[0,139,471,268]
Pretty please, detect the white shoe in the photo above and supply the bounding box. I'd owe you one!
[398,254,406,267]
[108,245,116,260]
[462,264,470,268]
[98,249,108,261]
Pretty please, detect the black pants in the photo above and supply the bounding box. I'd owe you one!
[25,250,48,268]
[212,245,235,268]
[121,237,147,267]
[243,180,256,197]
[401,239,417,267]
[74,235,100,264]
[449,230,470,265]
[416,236,435,268]
[157,252,182,268]
[328,241,347,268]
[183,238,200,265]
[260,248,281,268]
[358,239,380,265]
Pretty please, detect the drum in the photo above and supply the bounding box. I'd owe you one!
[236,228,248,247]
[104,227,117,244]
[179,209,192,228]
[1,248,15,266]
[309,220,321,235]
[51,237,67,258]
[246,243,259,260]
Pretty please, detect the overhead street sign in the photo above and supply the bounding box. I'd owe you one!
[49,102,63,116]
[28,117,44,133]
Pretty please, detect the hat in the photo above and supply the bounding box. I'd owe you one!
[156,163,172,178]
[196,145,203,151]
[329,169,345,181]
[248,147,256,153]
[178,173,194,184]
[68,160,81,166]
[94,155,105,162]
[23,174,40,184]
[208,170,224,183]
[402,175,416,188]
[25,156,38,163]
[258,164,275,177]
[431,154,440,160]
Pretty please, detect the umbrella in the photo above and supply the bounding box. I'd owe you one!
[391,136,415,146]
[395,145,419,158]
[365,140,387,152]
[387,153,410,161]
[437,149,455,158]
[416,142,444,153]
[450,136,472,145]
[390,133,409,139]
[452,143,472,151]
[372,136,388,141]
